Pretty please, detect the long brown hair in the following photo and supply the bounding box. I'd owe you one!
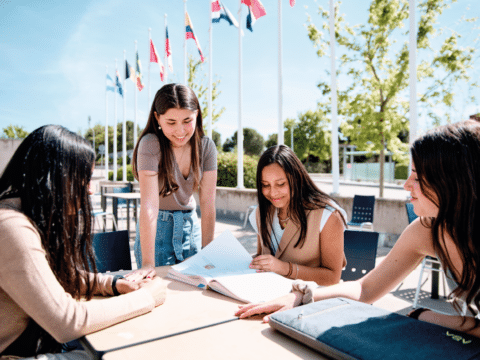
[256,145,346,253]
[0,125,97,354]
[411,120,480,315]
[132,83,205,196]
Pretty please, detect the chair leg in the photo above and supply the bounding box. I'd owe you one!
[413,258,427,308]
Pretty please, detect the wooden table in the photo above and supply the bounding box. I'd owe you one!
[102,192,140,236]
[80,267,322,360]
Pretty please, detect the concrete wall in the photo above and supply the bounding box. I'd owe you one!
[0,139,22,175]
[195,187,409,247]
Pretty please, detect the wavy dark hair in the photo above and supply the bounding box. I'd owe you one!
[132,83,205,196]
[0,125,97,354]
[411,120,480,316]
[256,145,346,253]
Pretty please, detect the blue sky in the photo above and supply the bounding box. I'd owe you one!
[1,0,478,145]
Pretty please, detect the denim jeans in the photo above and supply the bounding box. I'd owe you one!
[134,209,201,267]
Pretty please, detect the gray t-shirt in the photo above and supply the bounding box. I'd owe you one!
[137,133,217,211]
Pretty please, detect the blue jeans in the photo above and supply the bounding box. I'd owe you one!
[134,209,201,266]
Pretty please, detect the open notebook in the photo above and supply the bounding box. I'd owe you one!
[166,230,293,303]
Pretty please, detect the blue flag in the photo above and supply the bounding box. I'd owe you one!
[106,74,115,92]
[115,70,123,97]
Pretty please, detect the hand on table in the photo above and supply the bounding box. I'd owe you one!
[235,291,303,323]
[124,264,156,283]
[139,277,167,307]
[250,255,288,276]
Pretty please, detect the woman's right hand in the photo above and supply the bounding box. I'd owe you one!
[234,291,303,323]
[124,264,156,283]
[139,277,167,307]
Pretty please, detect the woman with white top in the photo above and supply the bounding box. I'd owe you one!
[248,145,347,285]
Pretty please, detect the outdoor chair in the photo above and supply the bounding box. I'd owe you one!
[243,205,257,228]
[347,195,375,230]
[405,202,418,223]
[341,229,379,281]
[90,194,117,232]
[92,230,132,273]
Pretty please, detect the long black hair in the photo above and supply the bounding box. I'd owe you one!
[256,145,346,253]
[0,125,97,354]
[411,120,480,315]
[132,83,205,196]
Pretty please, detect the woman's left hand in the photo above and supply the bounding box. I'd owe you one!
[250,255,288,276]
[115,277,152,294]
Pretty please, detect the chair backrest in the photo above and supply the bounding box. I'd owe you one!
[341,229,379,281]
[405,202,418,224]
[113,186,131,206]
[349,195,375,224]
[92,230,132,272]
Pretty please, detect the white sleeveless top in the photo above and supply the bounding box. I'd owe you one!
[249,205,347,255]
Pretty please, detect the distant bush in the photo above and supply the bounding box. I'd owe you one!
[217,152,257,189]
[108,165,134,181]
[395,164,408,180]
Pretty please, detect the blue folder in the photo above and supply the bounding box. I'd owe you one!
[269,298,480,360]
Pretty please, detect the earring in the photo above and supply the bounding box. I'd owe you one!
[158,125,162,130]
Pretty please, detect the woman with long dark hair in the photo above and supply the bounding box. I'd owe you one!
[248,145,347,285]
[126,83,217,282]
[0,125,166,358]
[237,121,480,338]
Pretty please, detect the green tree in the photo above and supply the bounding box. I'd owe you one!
[187,55,226,132]
[2,124,29,139]
[265,133,277,148]
[222,128,265,156]
[307,0,478,196]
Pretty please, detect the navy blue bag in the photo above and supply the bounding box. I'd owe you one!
[269,298,480,360]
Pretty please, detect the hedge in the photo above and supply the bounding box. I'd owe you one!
[217,152,258,189]
[108,165,134,181]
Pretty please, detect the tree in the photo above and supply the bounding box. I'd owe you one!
[307,0,478,196]
[2,124,29,139]
[222,128,265,156]
[265,133,277,148]
[186,55,226,132]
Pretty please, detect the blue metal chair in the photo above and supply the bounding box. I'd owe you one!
[92,230,132,273]
[341,229,379,281]
[347,195,375,230]
[405,202,418,224]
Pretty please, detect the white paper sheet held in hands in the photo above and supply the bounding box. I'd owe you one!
[166,230,293,303]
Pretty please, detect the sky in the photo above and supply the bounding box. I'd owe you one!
[1,0,479,145]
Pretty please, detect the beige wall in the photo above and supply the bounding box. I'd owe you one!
[0,139,22,175]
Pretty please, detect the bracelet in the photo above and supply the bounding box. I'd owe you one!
[286,262,293,278]
[407,307,429,320]
[112,275,124,296]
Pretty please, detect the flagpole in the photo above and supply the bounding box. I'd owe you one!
[278,0,284,145]
[114,59,118,182]
[408,0,417,174]
[148,28,152,107]
[237,0,244,189]
[122,50,127,181]
[105,65,109,181]
[134,41,138,151]
[329,0,339,195]
[208,0,213,139]
[165,14,168,84]
[184,0,187,85]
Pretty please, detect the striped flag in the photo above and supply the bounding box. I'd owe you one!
[106,74,115,92]
[136,51,144,91]
[150,39,165,81]
[212,0,239,28]
[185,12,205,62]
[242,0,266,31]
[125,60,136,84]
[165,25,173,72]
[115,70,123,97]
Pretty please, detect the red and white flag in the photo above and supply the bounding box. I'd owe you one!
[150,39,165,82]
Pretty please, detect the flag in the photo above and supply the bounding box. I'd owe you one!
[106,74,115,92]
[212,0,239,28]
[115,70,123,97]
[136,51,144,91]
[165,25,173,72]
[185,12,205,62]
[150,39,165,81]
[125,60,136,84]
[290,0,295,7]
[242,0,266,31]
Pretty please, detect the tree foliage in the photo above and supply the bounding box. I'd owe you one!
[187,55,226,131]
[306,0,478,196]
[222,128,265,156]
[2,124,29,139]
